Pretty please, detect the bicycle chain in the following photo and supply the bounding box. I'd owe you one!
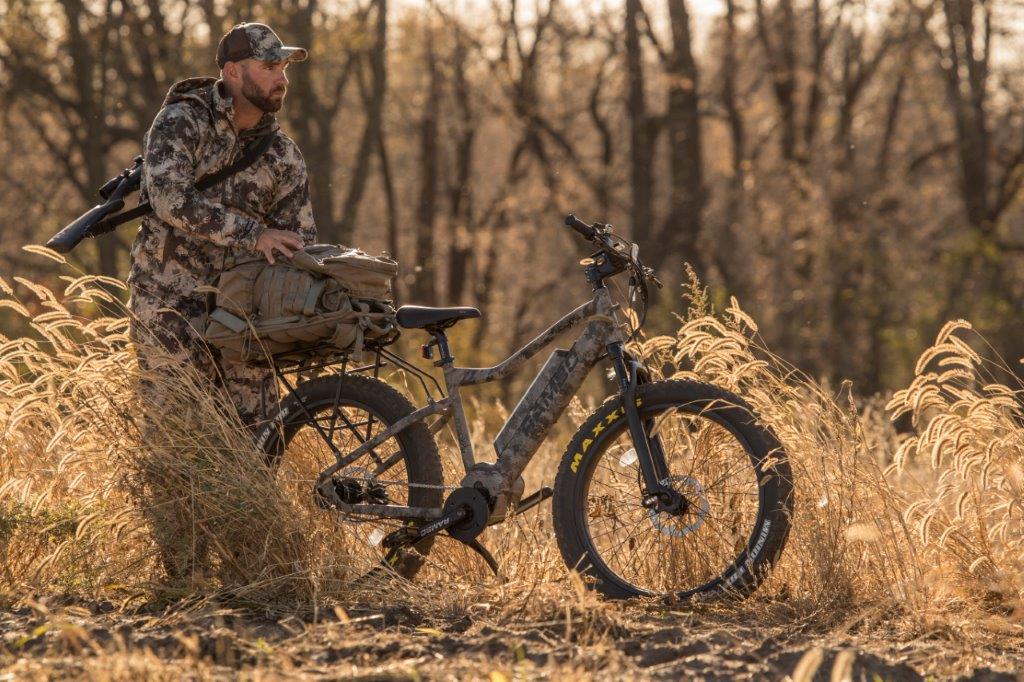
[332,474,458,492]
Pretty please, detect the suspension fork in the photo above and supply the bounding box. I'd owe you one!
[608,343,671,495]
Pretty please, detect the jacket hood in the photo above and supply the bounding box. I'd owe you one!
[161,77,279,137]
[162,76,218,107]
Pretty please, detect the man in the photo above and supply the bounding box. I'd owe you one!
[126,23,316,581]
[128,22,315,434]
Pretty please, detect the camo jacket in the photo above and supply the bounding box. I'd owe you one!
[127,77,316,301]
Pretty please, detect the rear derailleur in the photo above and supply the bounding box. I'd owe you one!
[315,471,389,509]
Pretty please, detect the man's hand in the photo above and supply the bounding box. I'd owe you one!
[256,228,304,264]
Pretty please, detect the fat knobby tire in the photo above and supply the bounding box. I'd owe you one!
[552,379,794,600]
[260,373,444,580]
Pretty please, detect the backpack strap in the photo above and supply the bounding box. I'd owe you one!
[303,279,327,316]
[195,132,278,190]
[210,307,248,333]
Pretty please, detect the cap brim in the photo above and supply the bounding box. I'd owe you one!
[266,46,307,63]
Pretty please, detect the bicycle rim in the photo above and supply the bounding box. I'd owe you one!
[274,397,426,582]
[579,403,764,596]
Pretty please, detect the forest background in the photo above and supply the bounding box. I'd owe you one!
[3,0,1024,397]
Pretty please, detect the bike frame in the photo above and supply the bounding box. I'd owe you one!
[301,279,669,522]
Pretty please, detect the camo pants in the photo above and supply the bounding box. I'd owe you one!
[129,286,280,583]
[128,288,279,434]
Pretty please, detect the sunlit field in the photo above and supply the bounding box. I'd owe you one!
[1,259,1021,678]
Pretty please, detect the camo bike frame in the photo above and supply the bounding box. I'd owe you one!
[303,265,672,524]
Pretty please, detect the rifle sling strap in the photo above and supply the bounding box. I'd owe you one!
[97,131,277,232]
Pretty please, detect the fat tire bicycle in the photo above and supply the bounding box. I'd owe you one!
[256,214,794,600]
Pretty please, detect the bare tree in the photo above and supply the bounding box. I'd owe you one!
[624,0,659,251]
[281,0,367,243]
[661,0,706,272]
[754,0,847,165]
[713,0,749,296]
[410,23,442,304]
[338,0,389,245]
[624,0,706,273]
[914,0,1024,364]
[443,18,478,305]
[0,0,186,277]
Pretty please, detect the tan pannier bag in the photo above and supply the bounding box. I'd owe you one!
[204,244,399,364]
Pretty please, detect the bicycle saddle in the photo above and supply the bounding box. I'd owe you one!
[396,305,481,330]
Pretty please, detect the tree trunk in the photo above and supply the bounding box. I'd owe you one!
[411,27,440,304]
[339,0,388,245]
[625,0,657,246]
[714,0,749,299]
[446,26,476,306]
[284,0,344,242]
[658,0,705,274]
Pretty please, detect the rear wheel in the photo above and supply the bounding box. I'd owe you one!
[260,373,443,583]
[552,379,793,600]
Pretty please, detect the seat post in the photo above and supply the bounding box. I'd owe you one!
[430,329,455,366]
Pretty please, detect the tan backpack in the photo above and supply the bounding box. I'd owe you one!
[204,244,399,364]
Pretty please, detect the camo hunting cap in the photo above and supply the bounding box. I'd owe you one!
[216,23,308,68]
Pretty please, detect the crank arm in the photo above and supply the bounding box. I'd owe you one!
[382,506,470,552]
[381,484,488,552]
[378,486,503,577]
[510,486,553,517]
[464,538,501,576]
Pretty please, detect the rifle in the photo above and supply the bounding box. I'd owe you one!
[46,131,277,254]
[46,157,145,253]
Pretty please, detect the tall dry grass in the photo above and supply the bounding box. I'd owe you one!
[885,320,1024,626]
[0,249,320,608]
[0,252,1020,646]
[626,270,1022,634]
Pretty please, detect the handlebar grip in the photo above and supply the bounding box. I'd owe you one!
[564,214,597,240]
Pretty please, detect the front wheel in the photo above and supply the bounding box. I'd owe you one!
[552,379,793,600]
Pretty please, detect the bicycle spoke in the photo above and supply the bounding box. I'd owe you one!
[327,377,345,441]
[581,405,761,595]
[366,410,376,444]
[334,408,385,468]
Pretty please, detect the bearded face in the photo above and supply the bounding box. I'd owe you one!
[240,64,287,113]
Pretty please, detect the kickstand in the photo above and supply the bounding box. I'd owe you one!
[462,538,501,577]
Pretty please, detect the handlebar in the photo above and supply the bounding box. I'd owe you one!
[564,213,598,240]
[563,212,662,288]
[563,211,663,341]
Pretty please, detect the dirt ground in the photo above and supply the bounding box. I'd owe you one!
[1,594,1022,680]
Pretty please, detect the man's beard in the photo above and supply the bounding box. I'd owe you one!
[241,71,285,113]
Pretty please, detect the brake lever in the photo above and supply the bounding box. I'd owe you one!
[627,256,661,289]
